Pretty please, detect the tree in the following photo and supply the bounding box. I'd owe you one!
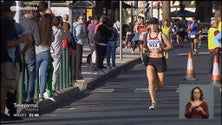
[213,1,221,19]
[95,1,104,16]
[162,1,170,22]
[179,0,185,20]
[195,1,212,22]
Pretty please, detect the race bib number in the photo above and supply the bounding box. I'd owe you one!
[139,33,146,41]
[190,34,195,38]
[179,28,184,32]
[148,42,161,49]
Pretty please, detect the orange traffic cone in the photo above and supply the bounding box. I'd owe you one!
[184,51,198,80]
[211,55,221,87]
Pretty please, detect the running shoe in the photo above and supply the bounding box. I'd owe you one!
[148,103,157,110]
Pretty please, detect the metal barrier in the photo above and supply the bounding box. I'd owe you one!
[18,42,74,104]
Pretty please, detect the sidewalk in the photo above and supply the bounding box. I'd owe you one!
[38,45,141,114]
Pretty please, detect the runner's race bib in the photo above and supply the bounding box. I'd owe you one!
[190,34,195,38]
[179,28,184,32]
[139,33,146,41]
[147,41,161,49]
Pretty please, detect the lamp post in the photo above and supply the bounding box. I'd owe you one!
[119,1,123,60]
[131,2,134,31]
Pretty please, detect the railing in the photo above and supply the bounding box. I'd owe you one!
[18,40,74,104]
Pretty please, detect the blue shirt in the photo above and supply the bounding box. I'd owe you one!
[191,22,198,35]
[214,31,221,47]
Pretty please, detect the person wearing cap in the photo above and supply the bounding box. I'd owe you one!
[143,17,173,110]
[207,19,220,77]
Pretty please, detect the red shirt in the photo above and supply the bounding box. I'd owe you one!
[184,101,209,119]
[94,23,102,34]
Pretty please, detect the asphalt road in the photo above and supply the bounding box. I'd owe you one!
[3,40,222,125]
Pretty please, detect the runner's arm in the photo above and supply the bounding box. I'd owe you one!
[162,33,173,51]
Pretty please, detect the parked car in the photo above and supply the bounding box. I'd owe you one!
[200,22,211,40]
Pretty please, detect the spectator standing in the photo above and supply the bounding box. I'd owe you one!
[106,21,119,69]
[51,16,67,95]
[73,15,88,82]
[63,14,69,23]
[113,19,120,33]
[207,19,220,77]
[87,16,99,72]
[36,1,54,101]
[94,15,112,75]
[86,16,92,32]
[19,6,41,104]
[63,22,76,81]
[113,19,121,47]
[0,1,26,120]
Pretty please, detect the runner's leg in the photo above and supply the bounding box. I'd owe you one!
[156,72,164,88]
[146,65,156,103]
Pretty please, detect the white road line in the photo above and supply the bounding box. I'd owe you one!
[87,88,114,93]
[134,88,148,92]
[134,86,178,93]
[177,51,209,56]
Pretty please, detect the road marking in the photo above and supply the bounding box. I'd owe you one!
[177,51,209,56]
[134,88,148,92]
[85,88,114,93]
[134,86,178,93]
[85,86,180,93]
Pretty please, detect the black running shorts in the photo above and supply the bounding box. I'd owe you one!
[144,57,167,72]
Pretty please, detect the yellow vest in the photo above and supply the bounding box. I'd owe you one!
[162,26,170,38]
[218,21,222,31]
[208,27,219,50]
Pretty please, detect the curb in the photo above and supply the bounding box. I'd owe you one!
[38,57,141,114]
